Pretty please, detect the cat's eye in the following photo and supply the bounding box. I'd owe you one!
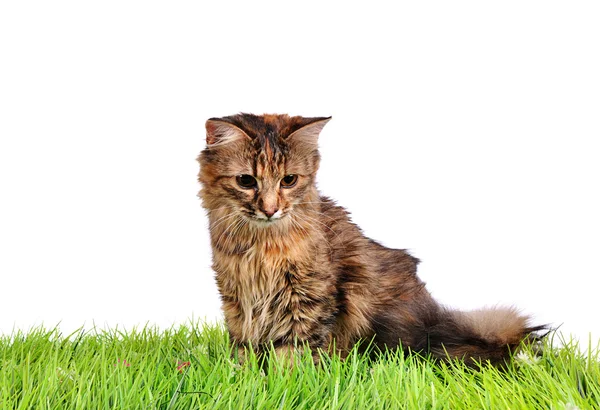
[236,174,257,189]
[280,174,298,188]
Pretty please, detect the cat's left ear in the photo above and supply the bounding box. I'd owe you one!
[205,119,251,148]
[286,117,331,147]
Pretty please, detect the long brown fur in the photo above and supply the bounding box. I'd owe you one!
[197,113,544,367]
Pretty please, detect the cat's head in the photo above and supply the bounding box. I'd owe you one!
[198,113,330,226]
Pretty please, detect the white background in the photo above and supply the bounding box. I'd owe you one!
[1,1,599,347]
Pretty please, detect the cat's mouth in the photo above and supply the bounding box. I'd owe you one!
[237,208,290,227]
[254,218,279,225]
[248,211,287,226]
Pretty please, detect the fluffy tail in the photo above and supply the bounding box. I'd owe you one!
[422,306,547,367]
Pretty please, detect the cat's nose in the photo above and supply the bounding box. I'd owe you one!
[260,207,279,218]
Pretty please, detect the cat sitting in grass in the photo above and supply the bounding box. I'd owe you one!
[197,113,544,367]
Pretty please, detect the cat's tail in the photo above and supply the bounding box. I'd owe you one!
[421,306,548,367]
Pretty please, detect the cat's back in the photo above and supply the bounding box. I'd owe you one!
[317,196,419,272]
[320,195,422,292]
[317,196,368,257]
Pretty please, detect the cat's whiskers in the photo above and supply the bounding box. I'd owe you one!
[226,218,248,254]
[208,204,236,213]
[307,209,342,224]
[209,211,235,231]
[299,212,341,240]
[222,217,249,254]
[208,205,238,227]
[213,219,235,250]
[215,216,245,252]
[294,200,327,205]
[299,210,349,256]
[290,213,335,259]
[287,214,309,235]
[288,215,323,250]
[207,205,236,220]
[217,218,238,252]
[294,201,343,224]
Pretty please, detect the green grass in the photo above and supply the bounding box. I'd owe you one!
[1,322,598,409]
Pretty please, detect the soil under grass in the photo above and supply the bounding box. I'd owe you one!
[1,322,598,409]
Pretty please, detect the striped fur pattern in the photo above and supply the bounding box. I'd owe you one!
[197,113,544,366]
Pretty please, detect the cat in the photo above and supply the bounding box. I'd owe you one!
[197,113,545,367]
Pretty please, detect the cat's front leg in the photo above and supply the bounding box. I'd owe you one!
[231,340,310,366]
[270,338,326,365]
[272,344,302,365]
[256,306,337,365]
[283,308,338,363]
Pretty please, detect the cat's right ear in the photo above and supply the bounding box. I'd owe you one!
[286,117,331,147]
[205,119,250,148]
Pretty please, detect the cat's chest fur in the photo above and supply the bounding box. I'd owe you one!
[212,232,331,343]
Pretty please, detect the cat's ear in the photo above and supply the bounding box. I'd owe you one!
[286,117,331,147]
[205,119,251,147]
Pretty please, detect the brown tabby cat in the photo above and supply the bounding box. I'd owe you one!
[197,113,544,366]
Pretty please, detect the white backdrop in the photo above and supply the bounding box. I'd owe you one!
[1,1,599,347]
